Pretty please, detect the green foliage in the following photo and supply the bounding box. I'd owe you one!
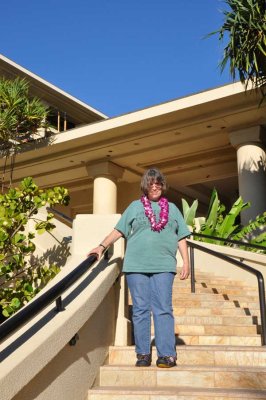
[182,189,265,252]
[0,77,49,151]
[0,177,70,319]
[231,212,266,251]
[182,198,198,226]
[208,0,266,96]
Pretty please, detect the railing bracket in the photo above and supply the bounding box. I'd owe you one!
[69,333,79,346]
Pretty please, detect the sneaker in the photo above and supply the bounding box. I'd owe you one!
[156,355,176,368]
[135,353,151,367]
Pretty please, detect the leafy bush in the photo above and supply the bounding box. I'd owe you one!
[0,177,70,320]
[182,189,266,252]
[0,77,49,149]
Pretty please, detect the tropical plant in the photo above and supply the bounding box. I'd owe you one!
[181,198,198,226]
[182,189,266,251]
[0,77,49,191]
[208,0,266,97]
[0,177,70,319]
[231,212,266,250]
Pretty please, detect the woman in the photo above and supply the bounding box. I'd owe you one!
[88,168,190,368]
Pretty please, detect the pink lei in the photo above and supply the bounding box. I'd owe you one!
[141,195,169,232]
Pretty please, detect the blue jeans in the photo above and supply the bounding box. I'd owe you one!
[126,272,176,357]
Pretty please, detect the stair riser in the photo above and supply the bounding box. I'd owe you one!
[173,307,260,317]
[109,349,266,367]
[175,276,257,287]
[173,287,258,295]
[172,294,260,301]
[176,335,261,346]
[151,325,258,335]
[88,393,266,400]
[173,316,260,325]
[195,279,257,290]
[173,300,260,308]
[100,368,266,389]
[175,281,255,289]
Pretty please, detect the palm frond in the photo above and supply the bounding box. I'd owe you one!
[207,0,266,98]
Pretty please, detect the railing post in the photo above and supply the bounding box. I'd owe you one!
[56,296,64,312]
[258,276,266,346]
[189,246,195,293]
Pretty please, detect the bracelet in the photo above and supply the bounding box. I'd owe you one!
[99,243,106,250]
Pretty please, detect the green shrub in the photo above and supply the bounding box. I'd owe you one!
[182,189,266,252]
[0,177,70,319]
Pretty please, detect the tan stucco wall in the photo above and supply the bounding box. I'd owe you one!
[185,240,266,286]
[28,208,72,268]
[0,215,124,400]
[54,187,93,219]
[0,258,121,400]
[12,287,116,400]
[117,181,141,213]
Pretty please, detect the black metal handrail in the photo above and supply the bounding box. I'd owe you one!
[46,207,73,226]
[192,232,266,251]
[187,239,266,346]
[0,254,98,343]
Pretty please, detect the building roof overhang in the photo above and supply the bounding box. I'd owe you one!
[1,72,265,208]
[0,54,107,125]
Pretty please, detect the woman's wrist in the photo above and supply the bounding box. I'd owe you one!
[99,243,107,250]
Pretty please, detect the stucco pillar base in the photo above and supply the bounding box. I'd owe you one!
[114,317,132,346]
[230,126,266,224]
[86,161,124,214]
[114,274,132,346]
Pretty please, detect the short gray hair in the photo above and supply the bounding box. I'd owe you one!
[140,168,167,195]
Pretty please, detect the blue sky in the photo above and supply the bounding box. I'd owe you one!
[1,0,231,117]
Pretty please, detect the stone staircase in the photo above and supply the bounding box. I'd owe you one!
[88,270,266,399]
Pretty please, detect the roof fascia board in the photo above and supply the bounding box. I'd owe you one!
[54,81,250,145]
[0,54,107,120]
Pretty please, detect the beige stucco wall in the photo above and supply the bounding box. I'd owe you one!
[0,215,124,400]
[0,258,121,400]
[11,287,117,400]
[117,181,141,213]
[54,188,93,219]
[27,207,72,268]
[185,239,266,286]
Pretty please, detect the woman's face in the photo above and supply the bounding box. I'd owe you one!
[147,181,163,201]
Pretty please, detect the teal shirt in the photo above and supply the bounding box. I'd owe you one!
[115,199,190,273]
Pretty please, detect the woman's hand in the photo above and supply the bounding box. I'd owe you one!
[178,238,190,280]
[87,246,104,260]
[179,263,190,280]
[86,229,123,260]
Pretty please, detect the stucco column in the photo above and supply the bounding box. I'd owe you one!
[230,126,266,224]
[86,161,124,214]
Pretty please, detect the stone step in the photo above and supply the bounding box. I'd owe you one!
[151,324,259,336]
[171,293,260,302]
[174,278,256,286]
[174,281,256,290]
[108,346,266,367]
[88,386,266,399]
[175,335,261,346]
[172,315,260,326]
[175,273,256,287]
[195,280,256,287]
[173,307,260,317]
[173,299,260,309]
[174,287,258,295]
[99,365,266,390]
